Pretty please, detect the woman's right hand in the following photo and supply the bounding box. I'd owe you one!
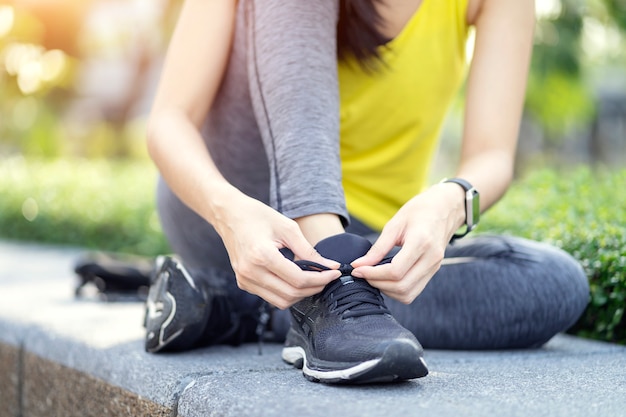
[212,191,341,309]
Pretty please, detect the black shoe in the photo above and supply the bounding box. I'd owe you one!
[144,256,260,353]
[282,233,428,384]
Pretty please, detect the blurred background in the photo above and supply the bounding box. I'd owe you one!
[0,0,624,342]
[0,0,177,159]
[1,0,625,165]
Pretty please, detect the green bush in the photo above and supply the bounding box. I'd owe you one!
[481,167,626,344]
[0,156,169,256]
[1,158,624,344]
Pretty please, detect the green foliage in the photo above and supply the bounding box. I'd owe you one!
[533,0,584,78]
[525,71,595,139]
[527,0,592,140]
[0,156,169,256]
[482,167,626,344]
[526,0,626,141]
[604,0,626,31]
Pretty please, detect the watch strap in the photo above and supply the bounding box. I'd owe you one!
[442,177,480,240]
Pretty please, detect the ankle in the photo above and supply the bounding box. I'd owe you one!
[295,213,344,246]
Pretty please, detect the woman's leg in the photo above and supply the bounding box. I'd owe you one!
[152,0,346,349]
[386,235,590,349]
[245,0,347,224]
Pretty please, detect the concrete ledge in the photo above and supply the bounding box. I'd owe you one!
[0,341,20,417]
[1,240,626,417]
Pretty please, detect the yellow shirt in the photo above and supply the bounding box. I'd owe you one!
[338,0,470,231]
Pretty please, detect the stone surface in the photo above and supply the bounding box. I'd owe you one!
[1,240,626,417]
[176,336,626,417]
[0,343,21,417]
[22,351,171,417]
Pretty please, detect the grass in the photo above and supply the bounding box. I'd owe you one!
[0,156,169,256]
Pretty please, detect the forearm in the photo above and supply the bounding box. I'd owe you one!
[146,0,241,226]
[455,149,514,212]
[452,0,534,214]
[147,109,244,228]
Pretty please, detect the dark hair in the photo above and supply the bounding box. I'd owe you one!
[337,0,390,69]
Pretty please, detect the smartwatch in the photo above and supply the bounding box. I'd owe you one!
[442,177,480,240]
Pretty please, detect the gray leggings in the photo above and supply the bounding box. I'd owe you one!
[156,0,589,349]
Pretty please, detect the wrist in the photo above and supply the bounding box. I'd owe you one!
[436,182,467,231]
[295,213,344,246]
[439,177,481,239]
[203,182,245,227]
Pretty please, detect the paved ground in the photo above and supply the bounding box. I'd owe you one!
[1,240,626,417]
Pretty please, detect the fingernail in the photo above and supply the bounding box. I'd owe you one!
[351,269,364,278]
[325,270,341,280]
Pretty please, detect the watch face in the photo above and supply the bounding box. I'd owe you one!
[470,190,480,229]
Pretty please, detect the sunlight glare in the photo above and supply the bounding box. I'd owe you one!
[3,43,66,94]
[40,49,67,82]
[4,43,44,75]
[535,0,562,19]
[0,5,14,38]
[582,16,623,60]
[18,60,44,94]
[22,198,39,222]
[465,27,476,65]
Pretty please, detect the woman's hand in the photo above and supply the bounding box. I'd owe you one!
[213,192,340,309]
[351,183,465,304]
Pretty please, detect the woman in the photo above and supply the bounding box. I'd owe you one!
[144,0,589,384]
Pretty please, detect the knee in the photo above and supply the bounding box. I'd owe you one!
[484,236,590,347]
[540,242,590,321]
[514,238,590,338]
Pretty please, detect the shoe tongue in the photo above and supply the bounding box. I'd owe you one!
[315,234,387,316]
[314,233,372,265]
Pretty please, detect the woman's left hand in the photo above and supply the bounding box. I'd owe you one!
[351,183,466,304]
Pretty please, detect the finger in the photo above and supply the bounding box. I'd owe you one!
[241,270,333,309]
[372,278,429,304]
[352,243,417,280]
[241,280,295,310]
[369,260,441,304]
[283,231,340,270]
[352,263,395,281]
[351,229,399,268]
[353,245,424,283]
[266,248,340,288]
[380,241,422,277]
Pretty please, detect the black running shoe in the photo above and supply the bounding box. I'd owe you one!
[144,256,260,353]
[281,233,428,384]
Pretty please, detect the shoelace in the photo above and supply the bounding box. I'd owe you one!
[255,257,394,353]
[295,259,392,318]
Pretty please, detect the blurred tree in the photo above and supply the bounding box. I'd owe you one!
[525,0,626,165]
[604,0,626,30]
[0,2,79,157]
[1,0,173,159]
[527,0,590,144]
[1,0,624,162]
